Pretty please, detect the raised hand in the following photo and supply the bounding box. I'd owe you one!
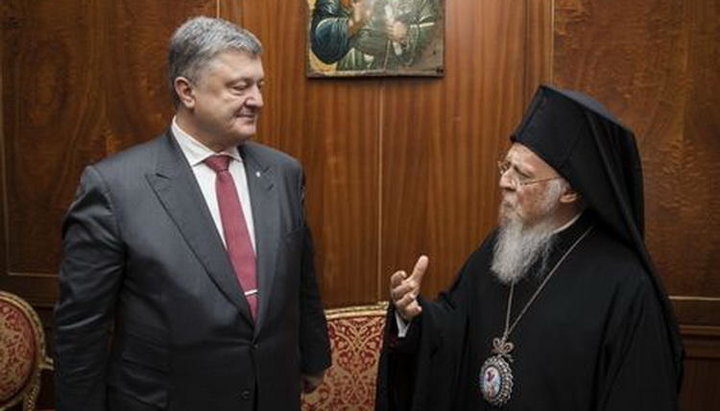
[389,255,429,321]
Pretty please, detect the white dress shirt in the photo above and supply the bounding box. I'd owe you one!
[171,117,256,251]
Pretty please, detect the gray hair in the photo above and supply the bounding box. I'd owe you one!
[168,16,263,106]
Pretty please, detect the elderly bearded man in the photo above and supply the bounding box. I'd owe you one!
[375,85,683,410]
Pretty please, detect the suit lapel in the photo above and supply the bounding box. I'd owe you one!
[241,144,279,334]
[145,133,254,325]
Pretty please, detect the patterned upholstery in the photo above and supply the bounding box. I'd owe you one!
[0,291,53,411]
[302,302,388,411]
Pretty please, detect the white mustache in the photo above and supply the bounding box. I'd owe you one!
[501,197,516,208]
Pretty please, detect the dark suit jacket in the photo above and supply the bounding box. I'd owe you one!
[55,132,331,411]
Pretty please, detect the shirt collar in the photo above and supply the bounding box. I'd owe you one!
[171,116,242,166]
[552,211,583,235]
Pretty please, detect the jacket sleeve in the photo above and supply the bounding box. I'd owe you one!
[55,165,125,411]
[296,169,331,374]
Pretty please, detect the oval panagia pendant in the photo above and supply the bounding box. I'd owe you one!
[479,354,514,407]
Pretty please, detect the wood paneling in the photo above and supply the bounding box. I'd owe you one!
[680,357,720,411]
[379,0,530,298]
[2,0,105,277]
[104,0,217,144]
[525,0,554,99]
[1,0,107,306]
[554,0,720,408]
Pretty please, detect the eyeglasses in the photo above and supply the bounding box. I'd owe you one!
[497,160,561,188]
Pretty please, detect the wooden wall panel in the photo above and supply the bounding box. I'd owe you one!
[0,0,108,305]
[681,357,720,411]
[680,324,720,409]
[525,0,554,99]
[104,0,217,145]
[1,0,105,278]
[379,0,529,297]
[672,0,720,323]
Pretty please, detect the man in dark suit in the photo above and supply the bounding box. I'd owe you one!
[55,16,331,411]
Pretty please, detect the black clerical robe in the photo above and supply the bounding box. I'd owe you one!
[376,214,678,410]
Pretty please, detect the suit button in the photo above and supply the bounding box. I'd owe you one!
[253,343,259,350]
[241,389,251,400]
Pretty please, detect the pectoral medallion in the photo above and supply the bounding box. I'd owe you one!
[478,226,595,408]
[479,337,514,407]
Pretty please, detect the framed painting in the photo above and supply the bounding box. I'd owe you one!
[307,0,444,77]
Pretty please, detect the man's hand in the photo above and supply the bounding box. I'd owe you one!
[387,21,409,43]
[389,256,429,321]
[301,370,326,393]
[348,0,372,35]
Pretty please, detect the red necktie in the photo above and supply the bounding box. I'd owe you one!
[205,155,258,321]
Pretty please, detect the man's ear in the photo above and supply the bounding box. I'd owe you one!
[174,77,195,109]
[559,186,580,204]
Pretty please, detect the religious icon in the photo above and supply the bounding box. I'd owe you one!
[482,366,501,399]
[480,354,514,406]
[307,0,445,77]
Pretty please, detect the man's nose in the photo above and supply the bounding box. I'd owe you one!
[498,170,515,191]
[246,85,264,108]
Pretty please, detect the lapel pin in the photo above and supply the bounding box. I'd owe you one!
[255,171,261,178]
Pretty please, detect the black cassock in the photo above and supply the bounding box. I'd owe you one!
[375,213,678,410]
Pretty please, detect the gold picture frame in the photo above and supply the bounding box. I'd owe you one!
[307,0,445,77]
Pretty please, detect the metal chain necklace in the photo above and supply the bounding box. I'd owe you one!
[479,225,595,407]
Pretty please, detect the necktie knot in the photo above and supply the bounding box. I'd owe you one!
[205,155,232,173]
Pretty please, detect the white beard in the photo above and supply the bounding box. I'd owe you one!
[490,179,567,284]
[490,218,557,284]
